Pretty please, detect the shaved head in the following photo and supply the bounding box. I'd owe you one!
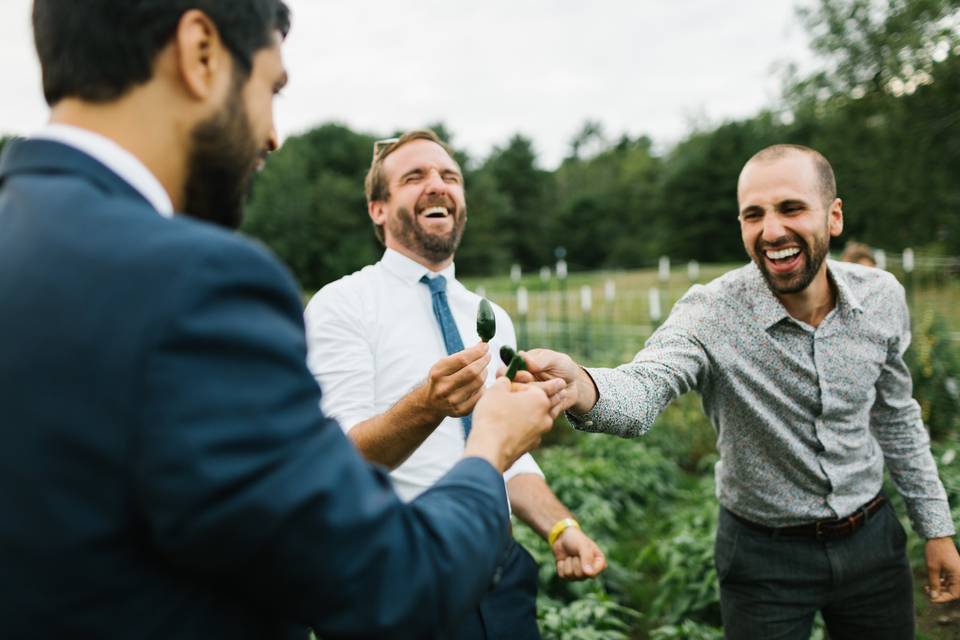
[742,144,836,208]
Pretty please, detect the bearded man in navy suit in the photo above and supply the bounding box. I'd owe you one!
[0,2,564,638]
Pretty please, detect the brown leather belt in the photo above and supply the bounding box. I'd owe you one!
[729,494,887,541]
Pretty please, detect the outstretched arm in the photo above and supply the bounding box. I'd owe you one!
[139,240,548,638]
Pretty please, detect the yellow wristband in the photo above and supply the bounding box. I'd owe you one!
[547,517,580,546]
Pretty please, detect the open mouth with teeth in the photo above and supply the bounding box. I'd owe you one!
[419,205,451,219]
[763,246,803,273]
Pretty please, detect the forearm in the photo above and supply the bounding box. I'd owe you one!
[567,364,676,438]
[508,474,573,539]
[348,385,445,469]
[876,422,955,538]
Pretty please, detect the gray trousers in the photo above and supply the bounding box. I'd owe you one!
[715,502,915,639]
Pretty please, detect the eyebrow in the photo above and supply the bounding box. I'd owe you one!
[777,199,807,209]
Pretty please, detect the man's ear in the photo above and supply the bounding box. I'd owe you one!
[828,197,844,238]
[174,9,230,101]
[368,200,386,227]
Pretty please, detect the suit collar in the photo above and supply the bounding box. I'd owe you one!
[0,137,160,214]
[33,124,173,217]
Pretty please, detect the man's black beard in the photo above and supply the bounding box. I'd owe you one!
[754,229,829,295]
[182,76,260,230]
[388,202,467,264]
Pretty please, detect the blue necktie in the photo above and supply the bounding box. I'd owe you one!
[420,274,472,438]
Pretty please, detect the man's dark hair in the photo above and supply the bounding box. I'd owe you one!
[33,0,291,106]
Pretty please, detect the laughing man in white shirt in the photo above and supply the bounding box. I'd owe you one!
[305,129,605,639]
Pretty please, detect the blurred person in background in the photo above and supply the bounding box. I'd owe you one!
[841,241,878,267]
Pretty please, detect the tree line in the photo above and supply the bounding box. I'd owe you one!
[3,1,956,293]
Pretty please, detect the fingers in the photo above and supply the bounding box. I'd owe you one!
[448,385,485,417]
[432,342,489,376]
[583,546,606,577]
[929,568,960,603]
[519,348,554,375]
[430,352,491,402]
[511,370,536,383]
[928,561,945,601]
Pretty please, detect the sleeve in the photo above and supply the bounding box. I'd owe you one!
[869,282,955,539]
[304,282,376,432]
[136,239,511,638]
[504,453,544,481]
[568,287,711,438]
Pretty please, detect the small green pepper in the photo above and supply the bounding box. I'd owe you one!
[476,298,496,342]
[505,354,527,381]
[499,345,516,367]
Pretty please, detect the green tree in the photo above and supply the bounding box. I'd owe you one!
[242,123,379,291]
[475,135,555,271]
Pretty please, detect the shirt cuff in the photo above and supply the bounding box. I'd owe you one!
[909,499,957,539]
[565,367,625,433]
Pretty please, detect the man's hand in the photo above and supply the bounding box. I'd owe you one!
[553,527,607,581]
[925,537,960,603]
[421,342,491,418]
[464,378,562,472]
[517,349,598,415]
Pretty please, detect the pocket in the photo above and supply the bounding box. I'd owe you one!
[714,509,741,583]
[885,503,908,549]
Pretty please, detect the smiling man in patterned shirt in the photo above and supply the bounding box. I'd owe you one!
[521,144,960,639]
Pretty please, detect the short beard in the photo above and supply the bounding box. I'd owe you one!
[182,73,261,230]
[388,204,467,264]
[754,228,829,295]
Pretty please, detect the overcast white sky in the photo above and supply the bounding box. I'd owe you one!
[0,0,816,167]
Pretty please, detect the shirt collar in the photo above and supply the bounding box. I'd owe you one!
[745,258,864,331]
[32,123,174,218]
[826,260,864,314]
[380,247,456,285]
[744,261,791,330]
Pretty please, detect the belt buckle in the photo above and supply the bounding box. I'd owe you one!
[815,520,825,541]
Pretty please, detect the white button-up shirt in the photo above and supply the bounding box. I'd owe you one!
[305,248,543,502]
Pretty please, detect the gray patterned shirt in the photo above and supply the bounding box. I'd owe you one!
[571,259,954,539]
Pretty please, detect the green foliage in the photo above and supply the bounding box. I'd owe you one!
[242,123,381,291]
[240,0,960,287]
[906,310,960,438]
[537,594,642,640]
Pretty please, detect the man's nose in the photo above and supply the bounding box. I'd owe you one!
[267,127,280,154]
[424,169,446,193]
[762,213,788,243]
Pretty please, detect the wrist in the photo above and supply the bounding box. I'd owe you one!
[548,517,581,546]
[413,384,446,424]
[571,367,599,415]
[464,434,508,473]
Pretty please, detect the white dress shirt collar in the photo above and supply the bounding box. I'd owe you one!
[380,247,457,284]
[33,123,174,218]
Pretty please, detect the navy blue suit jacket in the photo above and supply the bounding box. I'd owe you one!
[0,138,511,639]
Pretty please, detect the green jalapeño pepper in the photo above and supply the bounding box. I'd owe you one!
[476,298,496,342]
[505,354,527,381]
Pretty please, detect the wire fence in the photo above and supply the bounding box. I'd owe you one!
[468,252,960,368]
